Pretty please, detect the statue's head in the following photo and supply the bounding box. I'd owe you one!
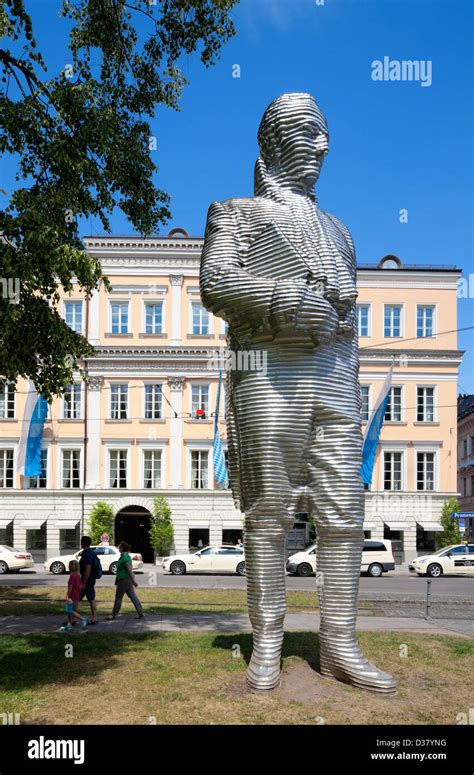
[256,92,329,193]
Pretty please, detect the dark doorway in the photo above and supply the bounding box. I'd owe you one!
[115,506,153,563]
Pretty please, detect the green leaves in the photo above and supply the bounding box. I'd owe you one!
[0,1,236,396]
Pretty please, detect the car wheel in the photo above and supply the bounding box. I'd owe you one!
[236,561,246,576]
[0,561,9,575]
[297,563,313,577]
[109,562,118,575]
[170,560,186,576]
[50,561,65,575]
[427,563,442,578]
[368,563,384,578]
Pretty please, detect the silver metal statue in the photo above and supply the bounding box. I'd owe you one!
[200,92,396,694]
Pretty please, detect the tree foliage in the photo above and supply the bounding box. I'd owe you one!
[0,0,236,397]
[149,494,174,557]
[88,500,115,544]
[436,497,463,549]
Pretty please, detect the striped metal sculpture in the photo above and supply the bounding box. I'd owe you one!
[200,93,396,694]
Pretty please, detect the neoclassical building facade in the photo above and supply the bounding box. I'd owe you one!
[0,231,463,564]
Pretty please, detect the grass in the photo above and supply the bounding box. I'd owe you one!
[0,631,472,725]
[0,585,343,616]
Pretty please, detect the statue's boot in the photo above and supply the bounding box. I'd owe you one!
[317,530,397,694]
[245,518,287,690]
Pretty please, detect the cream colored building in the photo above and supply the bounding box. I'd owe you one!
[0,233,462,564]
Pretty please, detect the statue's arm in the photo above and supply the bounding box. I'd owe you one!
[200,201,307,331]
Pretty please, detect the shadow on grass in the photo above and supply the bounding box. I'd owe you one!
[0,632,161,694]
[213,631,322,672]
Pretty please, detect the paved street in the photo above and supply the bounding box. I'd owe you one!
[0,564,473,600]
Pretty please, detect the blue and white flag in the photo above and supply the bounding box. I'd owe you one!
[361,363,394,486]
[213,370,229,486]
[17,381,48,477]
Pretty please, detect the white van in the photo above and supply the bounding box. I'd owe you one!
[286,539,395,578]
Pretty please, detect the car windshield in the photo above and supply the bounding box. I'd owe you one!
[430,546,457,556]
[1,546,20,553]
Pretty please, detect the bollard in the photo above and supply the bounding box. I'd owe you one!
[425,579,432,619]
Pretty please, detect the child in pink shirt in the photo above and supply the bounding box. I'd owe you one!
[60,560,88,631]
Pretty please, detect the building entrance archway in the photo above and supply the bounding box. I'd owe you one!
[115,506,153,563]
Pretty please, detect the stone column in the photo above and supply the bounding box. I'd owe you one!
[86,376,102,490]
[169,275,184,345]
[168,377,184,488]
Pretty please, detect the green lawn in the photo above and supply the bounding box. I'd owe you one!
[0,631,472,725]
[0,586,334,616]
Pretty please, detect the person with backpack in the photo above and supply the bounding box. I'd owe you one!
[107,541,145,620]
[79,535,101,625]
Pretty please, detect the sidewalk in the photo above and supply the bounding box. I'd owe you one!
[0,611,472,638]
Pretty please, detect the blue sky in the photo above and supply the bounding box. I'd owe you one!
[3,0,473,386]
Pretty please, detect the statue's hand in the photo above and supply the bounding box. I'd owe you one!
[294,287,339,342]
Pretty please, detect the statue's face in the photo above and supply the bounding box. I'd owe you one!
[275,100,329,189]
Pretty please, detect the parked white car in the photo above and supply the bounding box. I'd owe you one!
[44,545,143,575]
[162,545,246,576]
[286,539,396,578]
[0,545,34,574]
[409,544,474,577]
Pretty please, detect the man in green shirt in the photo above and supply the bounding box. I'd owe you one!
[108,541,145,620]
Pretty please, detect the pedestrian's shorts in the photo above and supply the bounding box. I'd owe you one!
[81,579,96,602]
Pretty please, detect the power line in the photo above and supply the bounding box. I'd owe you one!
[359,325,474,350]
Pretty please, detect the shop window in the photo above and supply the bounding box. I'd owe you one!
[222,529,243,546]
[60,526,80,552]
[189,528,209,551]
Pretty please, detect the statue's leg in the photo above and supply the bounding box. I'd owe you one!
[310,421,396,694]
[245,515,291,691]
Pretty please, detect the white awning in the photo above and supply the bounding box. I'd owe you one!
[188,522,210,529]
[52,521,80,529]
[384,521,412,530]
[17,520,46,528]
[417,521,442,532]
[0,518,13,528]
[223,521,243,529]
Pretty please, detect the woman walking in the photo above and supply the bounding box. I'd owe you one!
[107,541,145,620]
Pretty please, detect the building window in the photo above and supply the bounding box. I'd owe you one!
[417,305,435,338]
[110,302,129,334]
[26,523,46,552]
[191,385,209,418]
[143,450,162,489]
[0,384,15,419]
[110,384,128,419]
[64,301,83,333]
[463,438,468,458]
[0,449,14,488]
[384,305,402,337]
[144,302,163,334]
[471,474,474,496]
[384,451,402,491]
[27,449,48,489]
[360,385,370,422]
[356,304,370,337]
[463,477,467,496]
[144,384,162,419]
[109,450,128,488]
[62,449,80,488]
[417,451,435,491]
[191,450,209,489]
[63,384,82,419]
[60,526,80,551]
[384,387,402,422]
[192,302,209,335]
[417,387,435,422]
